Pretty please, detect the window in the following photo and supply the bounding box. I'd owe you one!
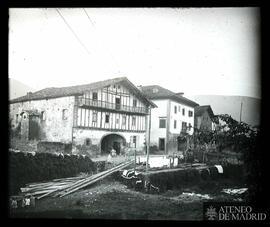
[188,123,192,130]
[132,116,136,126]
[62,109,67,120]
[133,99,137,107]
[174,106,177,114]
[159,118,166,128]
[92,112,97,122]
[41,111,46,121]
[115,97,121,109]
[133,136,137,148]
[105,114,110,123]
[182,108,185,116]
[174,120,177,129]
[92,92,98,100]
[188,110,193,117]
[85,138,91,146]
[122,116,126,125]
[130,136,137,148]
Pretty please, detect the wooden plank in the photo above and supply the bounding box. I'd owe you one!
[58,161,132,196]
[60,161,133,197]
[37,161,132,199]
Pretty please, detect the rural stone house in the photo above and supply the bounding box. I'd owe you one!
[194,105,217,131]
[9,77,156,156]
[140,85,198,154]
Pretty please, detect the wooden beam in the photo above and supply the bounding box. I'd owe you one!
[166,100,171,154]
[84,108,86,127]
[60,161,133,197]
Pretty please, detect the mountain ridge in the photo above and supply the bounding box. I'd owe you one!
[186,94,261,126]
[9,78,36,100]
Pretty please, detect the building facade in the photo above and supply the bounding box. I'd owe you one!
[141,85,198,154]
[194,105,217,131]
[9,77,156,156]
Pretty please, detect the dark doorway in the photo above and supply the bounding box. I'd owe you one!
[159,138,165,151]
[101,134,126,155]
[177,136,187,151]
[113,141,121,155]
[115,97,121,110]
[29,115,40,140]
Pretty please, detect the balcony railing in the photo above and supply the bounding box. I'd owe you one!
[77,97,148,114]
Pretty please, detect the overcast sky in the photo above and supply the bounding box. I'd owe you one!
[9,7,261,98]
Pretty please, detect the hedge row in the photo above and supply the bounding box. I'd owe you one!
[9,152,96,195]
[145,164,244,192]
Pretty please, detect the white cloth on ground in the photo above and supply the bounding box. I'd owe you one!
[214,165,223,173]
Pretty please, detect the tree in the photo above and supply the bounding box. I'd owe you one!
[191,114,261,202]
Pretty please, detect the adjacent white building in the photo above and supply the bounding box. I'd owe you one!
[141,86,198,154]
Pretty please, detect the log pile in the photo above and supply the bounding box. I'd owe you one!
[20,160,133,200]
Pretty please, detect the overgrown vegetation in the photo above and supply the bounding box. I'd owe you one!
[179,114,261,202]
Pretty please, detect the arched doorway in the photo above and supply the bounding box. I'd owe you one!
[100,134,126,155]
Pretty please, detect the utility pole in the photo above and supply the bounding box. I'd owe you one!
[146,107,151,173]
[240,100,243,123]
[144,107,151,192]
[134,149,136,172]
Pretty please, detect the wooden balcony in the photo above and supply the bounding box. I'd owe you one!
[77,97,149,114]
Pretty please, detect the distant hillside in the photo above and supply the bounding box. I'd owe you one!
[186,95,261,127]
[9,78,36,100]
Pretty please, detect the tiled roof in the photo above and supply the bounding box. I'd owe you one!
[10,77,157,107]
[141,85,199,107]
[195,105,215,118]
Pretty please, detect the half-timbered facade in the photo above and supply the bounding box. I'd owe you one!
[9,77,156,156]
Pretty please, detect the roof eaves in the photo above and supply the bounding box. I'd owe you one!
[10,93,83,104]
[121,78,157,108]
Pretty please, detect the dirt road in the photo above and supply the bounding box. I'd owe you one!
[10,175,245,220]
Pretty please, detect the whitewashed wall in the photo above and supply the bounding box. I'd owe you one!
[169,100,195,135]
[149,99,168,147]
[72,128,146,152]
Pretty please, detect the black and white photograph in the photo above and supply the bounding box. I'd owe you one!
[8,7,267,220]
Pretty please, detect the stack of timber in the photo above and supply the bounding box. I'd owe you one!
[20,160,133,200]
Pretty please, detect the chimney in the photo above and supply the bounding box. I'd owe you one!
[137,85,142,91]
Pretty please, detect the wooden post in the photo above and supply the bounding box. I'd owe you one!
[146,107,151,172]
[202,148,205,163]
[240,101,243,123]
[145,107,151,192]
[134,149,136,172]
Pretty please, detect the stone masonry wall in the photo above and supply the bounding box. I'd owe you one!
[9,96,75,143]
